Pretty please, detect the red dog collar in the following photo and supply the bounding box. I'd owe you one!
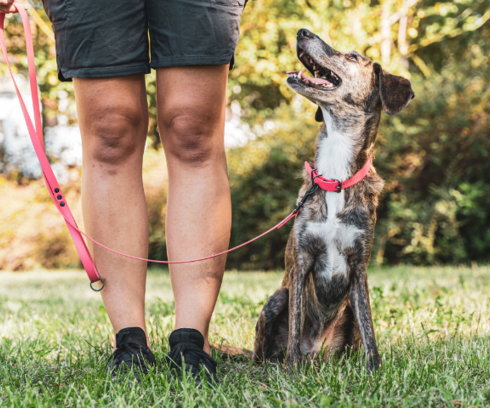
[304,159,372,193]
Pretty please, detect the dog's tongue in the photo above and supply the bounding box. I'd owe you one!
[287,70,332,86]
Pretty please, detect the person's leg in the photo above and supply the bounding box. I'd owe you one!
[73,75,150,345]
[157,65,231,355]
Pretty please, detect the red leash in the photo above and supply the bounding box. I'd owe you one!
[1,6,102,289]
[1,6,370,290]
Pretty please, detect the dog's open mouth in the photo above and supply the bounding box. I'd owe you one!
[287,47,342,91]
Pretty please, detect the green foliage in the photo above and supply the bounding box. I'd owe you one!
[225,0,490,269]
[375,57,490,265]
[1,2,76,125]
[1,266,490,406]
[1,0,489,268]
[226,105,318,270]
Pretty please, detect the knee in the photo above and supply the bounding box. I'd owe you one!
[161,113,222,165]
[88,110,147,165]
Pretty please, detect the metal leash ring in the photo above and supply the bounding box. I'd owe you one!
[309,167,318,182]
[312,173,323,184]
[90,278,105,292]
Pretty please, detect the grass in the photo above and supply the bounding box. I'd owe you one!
[0,265,489,407]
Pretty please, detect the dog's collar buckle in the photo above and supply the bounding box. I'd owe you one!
[333,179,342,193]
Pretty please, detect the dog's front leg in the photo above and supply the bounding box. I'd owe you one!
[284,261,307,371]
[349,269,381,373]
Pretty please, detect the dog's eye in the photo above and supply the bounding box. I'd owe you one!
[347,54,358,62]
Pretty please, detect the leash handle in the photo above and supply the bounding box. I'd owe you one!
[1,6,102,285]
[0,7,299,276]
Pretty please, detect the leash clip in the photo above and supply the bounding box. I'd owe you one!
[294,183,319,213]
[293,167,322,213]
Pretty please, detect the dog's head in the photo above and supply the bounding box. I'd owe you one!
[287,29,415,122]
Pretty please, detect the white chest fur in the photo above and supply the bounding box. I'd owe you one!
[316,109,356,182]
[306,213,363,280]
[305,108,364,279]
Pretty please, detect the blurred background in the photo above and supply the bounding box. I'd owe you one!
[0,0,489,271]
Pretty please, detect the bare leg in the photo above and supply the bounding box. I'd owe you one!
[73,75,150,345]
[156,65,231,354]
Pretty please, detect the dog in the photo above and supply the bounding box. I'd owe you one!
[253,29,414,373]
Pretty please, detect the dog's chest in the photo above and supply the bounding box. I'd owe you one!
[304,124,364,282]
[304,191,363,281]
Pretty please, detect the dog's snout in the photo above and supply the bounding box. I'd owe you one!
[297,29,315,40]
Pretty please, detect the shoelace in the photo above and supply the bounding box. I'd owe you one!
[109,342,155,375]
[166,343,217,376]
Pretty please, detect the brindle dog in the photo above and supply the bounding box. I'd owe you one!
[253,29,415,373]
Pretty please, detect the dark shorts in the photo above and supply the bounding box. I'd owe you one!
[42,0,246,82]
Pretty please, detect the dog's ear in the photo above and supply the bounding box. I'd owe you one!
[315,106,323,122]
[374,63,415,115]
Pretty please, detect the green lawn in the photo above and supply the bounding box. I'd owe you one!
[0,266,489,407]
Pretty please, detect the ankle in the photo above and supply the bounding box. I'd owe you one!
[203,340,211,355]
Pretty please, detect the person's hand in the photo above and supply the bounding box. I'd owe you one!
[0,0,17,13]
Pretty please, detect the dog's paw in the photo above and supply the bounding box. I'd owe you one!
[285,353,307,379]
[366,357,382,375]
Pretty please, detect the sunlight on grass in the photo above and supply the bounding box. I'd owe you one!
[1,266,489,406]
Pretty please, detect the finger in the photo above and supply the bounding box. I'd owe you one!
[0,4,18,13]
[0,7,17,13]
[1,0,18,12]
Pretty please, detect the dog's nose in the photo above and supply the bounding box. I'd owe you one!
[297,29,315,40]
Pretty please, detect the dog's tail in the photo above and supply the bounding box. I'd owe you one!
[210,342,254,361]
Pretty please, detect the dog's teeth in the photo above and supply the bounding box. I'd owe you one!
[299,51,305,58]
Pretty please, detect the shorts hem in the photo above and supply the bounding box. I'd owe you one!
[59,63,151,82]
[150,54,233,69]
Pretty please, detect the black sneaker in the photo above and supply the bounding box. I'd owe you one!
[108,327,156,381]
[166,328,218,385]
